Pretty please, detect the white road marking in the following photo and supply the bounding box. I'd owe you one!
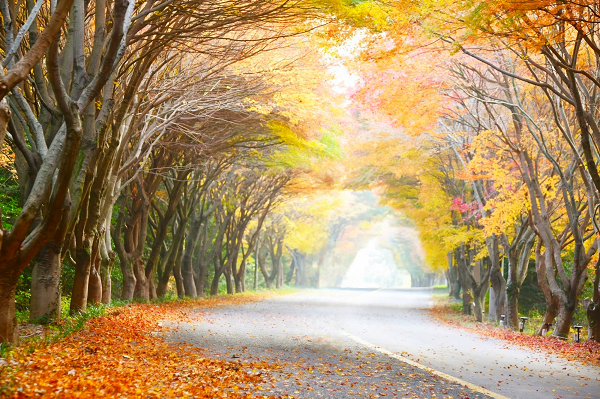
[341,330,511,399]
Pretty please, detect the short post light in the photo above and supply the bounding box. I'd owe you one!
[519,317,528,333]
[500,315,506,328]
[573,325,583,343]
[541,323,552,337]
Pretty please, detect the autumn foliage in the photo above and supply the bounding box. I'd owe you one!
[0,295,277,398]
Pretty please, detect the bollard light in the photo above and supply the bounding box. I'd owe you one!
[519,317,528,333]
[542,323,552,337]
[500,315,506,327]
[573,325,583,343]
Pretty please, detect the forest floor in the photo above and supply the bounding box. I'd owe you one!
[429,294,600,368]
[0,293,285,398]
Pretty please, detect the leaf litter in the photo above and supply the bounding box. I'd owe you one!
[0,294,279,398]
[429,299,600,368]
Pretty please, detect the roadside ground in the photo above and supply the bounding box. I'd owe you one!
[429,293,600,368]
[0,293,280,398]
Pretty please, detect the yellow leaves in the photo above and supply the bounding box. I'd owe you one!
[0,143,17,180]
[280,190,362,255]
[266,123,344,176]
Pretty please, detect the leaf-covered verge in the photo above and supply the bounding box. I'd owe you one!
[0,293,284,398]
[430,295,600,368]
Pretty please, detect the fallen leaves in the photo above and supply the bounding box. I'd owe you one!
[0,294,276,398]
[430,299,600,367]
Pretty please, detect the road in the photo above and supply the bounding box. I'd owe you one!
[169,289,600,398]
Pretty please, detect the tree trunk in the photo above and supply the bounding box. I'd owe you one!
[257,242,272,289]
[133,259,149,301]
[447,252,461,300]
[70,239,93,313]
[148,278,157,300]
[276,254,283,289]
[487,236,505,322]
[235,259,245,293]
[0,279,18,344]
[158,218,187,297]
[501,228,535,330]
[183,263,198,298]
[296,252,308,287]
[535,242,558,335]
[538,296,559,336]
[193,248,206,298]
[456,247,472,315]
[181,214,202,298]
[224,267,234,294]
[87,238,103,305]
[181,220,200,298]
[144,174,187,300]
[29,205,70,321]
[157,254,176,298]
[586,257,600,342]
[587,301,600,342]
[173,261,185,298]
[490,278,506,322]
[30,244,62,322]
[468,258,491,323]
[505,283,520,331]
[120,256,136,301]
[100,253,114,304]
[554,300,576,339]
[211,257,222,295]
[286,251,296,285]
[473,291,485,322]
[504,247,520,330]
[254,253,259,290]
[87,260,103,305]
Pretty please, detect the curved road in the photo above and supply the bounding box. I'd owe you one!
[170,289,599,398]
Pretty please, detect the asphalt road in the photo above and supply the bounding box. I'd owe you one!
[169,289,600,398]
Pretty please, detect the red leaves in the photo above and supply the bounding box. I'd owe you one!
[479,327,600,367]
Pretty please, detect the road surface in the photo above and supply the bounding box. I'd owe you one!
[169,289,600,398]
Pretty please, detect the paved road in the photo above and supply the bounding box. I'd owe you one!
[170,289,600,398]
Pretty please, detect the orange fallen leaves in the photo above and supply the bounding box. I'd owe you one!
[0,294,277,398]
[430,300,600,367]
[480,326,600,367]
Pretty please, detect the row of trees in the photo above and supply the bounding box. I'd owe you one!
[0,0,384,344]
[343,0,600,341]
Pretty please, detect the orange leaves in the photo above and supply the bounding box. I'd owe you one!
[353,47,446,136]
[0,295,274,398]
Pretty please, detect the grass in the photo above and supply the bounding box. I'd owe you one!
[431,284,449,293]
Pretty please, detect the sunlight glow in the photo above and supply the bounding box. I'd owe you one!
[341,238,411,288]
